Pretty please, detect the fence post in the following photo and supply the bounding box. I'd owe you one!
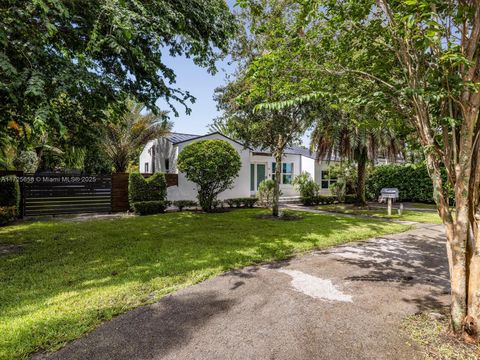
[111,173,130,212]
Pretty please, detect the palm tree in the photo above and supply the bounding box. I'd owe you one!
[310,110,404,206]
[103,102,172,173]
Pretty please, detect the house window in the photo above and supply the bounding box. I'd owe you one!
[272,162,294,184]
[144,162,149,173]
[321,170,337,189]
[165,158,170,172]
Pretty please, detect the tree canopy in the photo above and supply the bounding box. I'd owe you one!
[0,0,236,167]
[233,0,480,340]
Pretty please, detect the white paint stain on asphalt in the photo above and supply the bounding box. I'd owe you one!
[278,269,353,303]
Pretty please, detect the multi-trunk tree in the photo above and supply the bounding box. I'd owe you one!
[237,0,480,340]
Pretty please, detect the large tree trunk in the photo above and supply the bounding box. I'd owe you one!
[272,152,282,217]
[425,144,467,334]
[466,139,480,341]
[355,147,367,206]
[377,0,480,341]
[463,104,480,341]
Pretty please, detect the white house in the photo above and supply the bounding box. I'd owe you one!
[139,132,338,201]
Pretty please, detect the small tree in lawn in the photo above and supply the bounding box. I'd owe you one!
[215,2,318,216]
[177,140,241,212]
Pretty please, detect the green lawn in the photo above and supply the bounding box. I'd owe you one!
[405,202,437,210]
[0,209,410,359]
[317,204,442,223]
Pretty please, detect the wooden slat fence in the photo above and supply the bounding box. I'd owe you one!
[1,171,178,216]
[22,174,112,216]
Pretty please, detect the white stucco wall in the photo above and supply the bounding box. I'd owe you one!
[167,133,252,201]
[250,153,303,197]
[140,133,339,201]
[139,140,155,173]
[315,160,340,194]
[300,155,316,180]
[151,137,176,173]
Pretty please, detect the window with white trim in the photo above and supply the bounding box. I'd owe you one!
[144,162,149,173]
[272,162,294,184]
[321,170,337,189]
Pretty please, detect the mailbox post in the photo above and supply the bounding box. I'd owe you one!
[380,188,399,216]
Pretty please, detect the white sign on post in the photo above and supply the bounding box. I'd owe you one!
[380,188,399,216]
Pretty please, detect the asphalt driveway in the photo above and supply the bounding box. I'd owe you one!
[36,223,449,360]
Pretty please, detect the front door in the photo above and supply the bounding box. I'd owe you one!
[256,164,266,189]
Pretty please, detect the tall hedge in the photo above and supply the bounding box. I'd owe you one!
[128,172,167,203]
[0,176,20,208]
[366,163,453,204]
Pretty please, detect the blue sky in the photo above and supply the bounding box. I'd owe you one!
[155,54,235,136]
[155,0,238,137]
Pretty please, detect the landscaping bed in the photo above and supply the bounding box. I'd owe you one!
[0,209,410,359]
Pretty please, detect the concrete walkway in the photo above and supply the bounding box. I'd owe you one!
[37,222,449,360]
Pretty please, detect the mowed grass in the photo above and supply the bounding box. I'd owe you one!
[0,209,410,359]
[317,204,443,224]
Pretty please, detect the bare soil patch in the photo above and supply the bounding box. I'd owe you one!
[254,213,303,221]
[403,307,480,359]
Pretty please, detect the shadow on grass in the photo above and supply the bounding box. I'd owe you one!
[0,209,409,358]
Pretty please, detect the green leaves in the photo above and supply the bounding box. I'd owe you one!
[1,0,236,160]
[177,139,242,212]
[25,72,45,98]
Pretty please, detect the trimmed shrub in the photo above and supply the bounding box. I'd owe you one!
[131,201,170,215]
[0,176,20,208]
[300,196,317,206]
[173,200,197,211]
[225,199,236,208]
[366,163,453,204]
[233,198,243,207]
[343,194,357,204]
[317,195,337,205]
[225,197,258,208]
[129,173,168,215]
[241,197,258,208]
[0,206,17,226]
[128,173,167,203]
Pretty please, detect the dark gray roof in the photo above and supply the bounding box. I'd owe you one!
[165,133,200,144]
[285,145,316,159]
[253,145,316,159]
[165,132,317,159]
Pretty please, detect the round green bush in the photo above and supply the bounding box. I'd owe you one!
[177,139,241,212]
[14,151,39,173]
